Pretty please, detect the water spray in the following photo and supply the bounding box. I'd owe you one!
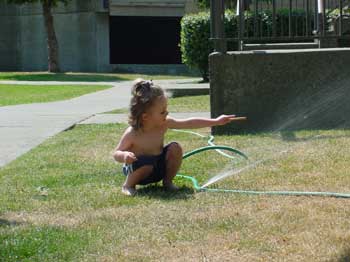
[174,128,350,198]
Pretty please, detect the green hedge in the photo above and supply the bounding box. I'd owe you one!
[180,12,212,82]
[180,10,316,81]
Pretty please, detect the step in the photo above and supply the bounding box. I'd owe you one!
[243,42,319,51]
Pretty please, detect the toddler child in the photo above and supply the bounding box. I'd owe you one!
[113,79,237,196]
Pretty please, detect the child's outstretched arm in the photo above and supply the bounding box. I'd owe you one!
[113,128,137,164]
[166,114,243,129]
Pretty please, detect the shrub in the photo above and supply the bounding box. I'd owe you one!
[180,12,212,82]
[180,11,236,81]
[180,9,316,81]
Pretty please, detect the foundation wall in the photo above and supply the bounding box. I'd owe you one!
[210,48,350,134]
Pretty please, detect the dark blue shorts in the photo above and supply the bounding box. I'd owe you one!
[122,142,177,185]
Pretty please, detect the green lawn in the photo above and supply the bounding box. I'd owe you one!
[108,94,210,114]
[0,72,203,107]
[0,72,198,82]
[0,84,113,106]
[0,86,209,109]
[1,123,350,261]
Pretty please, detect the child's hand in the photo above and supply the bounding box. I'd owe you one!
[123,152,137,164]
[215,115,237,125]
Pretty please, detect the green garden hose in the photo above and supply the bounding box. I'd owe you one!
[182,145,248,160]
[174,130,350,198]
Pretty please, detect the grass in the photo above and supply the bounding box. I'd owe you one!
[1,123,350,261]
[0,72,198,82]
[107,94,210,114]
[0,84,113,106]
[169,95,210,113]
[0,72,203,107]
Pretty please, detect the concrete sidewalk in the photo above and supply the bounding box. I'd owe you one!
[0,79,209,167]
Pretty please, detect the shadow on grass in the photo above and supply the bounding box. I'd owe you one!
[0,73,126,82]
[0,218,22,227]
[328,248,350,262]
[137,185,195,200]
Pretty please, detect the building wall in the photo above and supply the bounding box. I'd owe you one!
[13,0,109,72]
[96,13,111,72]
[0,0,197,72]
[17,11,48,71]
[0,3,19,71]
[0,0,109,72]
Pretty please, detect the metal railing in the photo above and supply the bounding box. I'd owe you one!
[210,0,350,52]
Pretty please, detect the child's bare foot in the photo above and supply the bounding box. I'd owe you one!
[122,185,136,196]
[163,182,179,191]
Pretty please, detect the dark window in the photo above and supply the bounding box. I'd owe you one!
[109,16,182,64]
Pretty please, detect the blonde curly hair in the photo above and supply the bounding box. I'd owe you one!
[128,78,165,130]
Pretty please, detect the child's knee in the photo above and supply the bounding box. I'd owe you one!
[166,142,183,159]
[125,165,154,186]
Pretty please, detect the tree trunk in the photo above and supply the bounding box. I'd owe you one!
[42,0,60,72]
